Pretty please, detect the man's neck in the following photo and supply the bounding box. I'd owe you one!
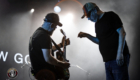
[99,12,104,19]
[97,10,105,21]
[41,26,47,31]
[41,27,52,36]
[41,22,50,31]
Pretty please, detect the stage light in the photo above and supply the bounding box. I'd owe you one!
[66,13,73,20]
[54,6,61,13]
[58,0,61,2]
[30,8,34,13]
[60,13,74,26]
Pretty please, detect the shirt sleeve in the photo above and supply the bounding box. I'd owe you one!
[38,34,52,49]
[111,11,123,30]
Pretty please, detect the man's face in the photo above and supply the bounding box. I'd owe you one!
[87,10,98,22]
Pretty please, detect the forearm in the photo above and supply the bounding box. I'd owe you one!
[42,49,64,67]
[117,34,126,54]
[86,34,99,44]
[116,27,126,66]
[48,55,64,67]
[117,27,126,55]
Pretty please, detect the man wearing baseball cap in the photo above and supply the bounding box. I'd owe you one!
[29,13,70,80]
[78,2,130,80]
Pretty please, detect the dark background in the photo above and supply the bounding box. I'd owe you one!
[0,0,140,80]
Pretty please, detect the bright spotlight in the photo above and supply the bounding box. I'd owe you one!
[60,13,74,25]
[30,9,34,13]
[54,6,61,13]
[66,13,73,20]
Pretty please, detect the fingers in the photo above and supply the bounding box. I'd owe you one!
[62,36,65,42]
[79,32,84,38]
[78,32,86,38]
[64,62,70,68]
[116,59,124,66]
[67,63,70,68]
[121,60,124,66]
[66,38,70,45]
[78,32,81,38]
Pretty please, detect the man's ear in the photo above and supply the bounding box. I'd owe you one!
[94,8,97,13]
[50,23,56,28]
[50,23,53,28]
[91,9,97,15]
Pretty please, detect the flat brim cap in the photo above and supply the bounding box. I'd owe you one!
[81,2,96,19]
[45,13,62,27]
[81,13,86,19]
[56,22,62,27]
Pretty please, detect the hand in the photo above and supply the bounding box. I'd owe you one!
[116,53,124,66]
[78,32,88,38]
[62,62,70,69]
[61,36,70,46]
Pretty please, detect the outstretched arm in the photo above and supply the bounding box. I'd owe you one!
[78,32,99,44]
[116,27,126,66]
[86,34,99,44]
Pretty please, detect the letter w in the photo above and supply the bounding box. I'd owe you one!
[0,51,8,62]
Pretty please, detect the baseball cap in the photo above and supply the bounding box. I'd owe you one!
[44,13,62,27]
[81,2,97,19]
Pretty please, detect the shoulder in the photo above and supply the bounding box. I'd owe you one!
[39,33,50,40]
[101,11,117,19]
[33,27,50,39]
[105,11,121,21]
[105,11,118,16]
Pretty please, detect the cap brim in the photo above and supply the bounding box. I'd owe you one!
[57,22,62,27]
[81,14,85,19]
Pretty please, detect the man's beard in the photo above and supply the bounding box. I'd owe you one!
[48,30,54,36]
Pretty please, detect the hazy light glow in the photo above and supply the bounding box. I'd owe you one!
[59,13,74,26]
[54,6,61,13]
[30,9,35,13]
[66,13,73,20]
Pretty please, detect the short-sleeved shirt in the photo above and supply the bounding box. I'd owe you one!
[95,11,129,62]
[29,27,55,73]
